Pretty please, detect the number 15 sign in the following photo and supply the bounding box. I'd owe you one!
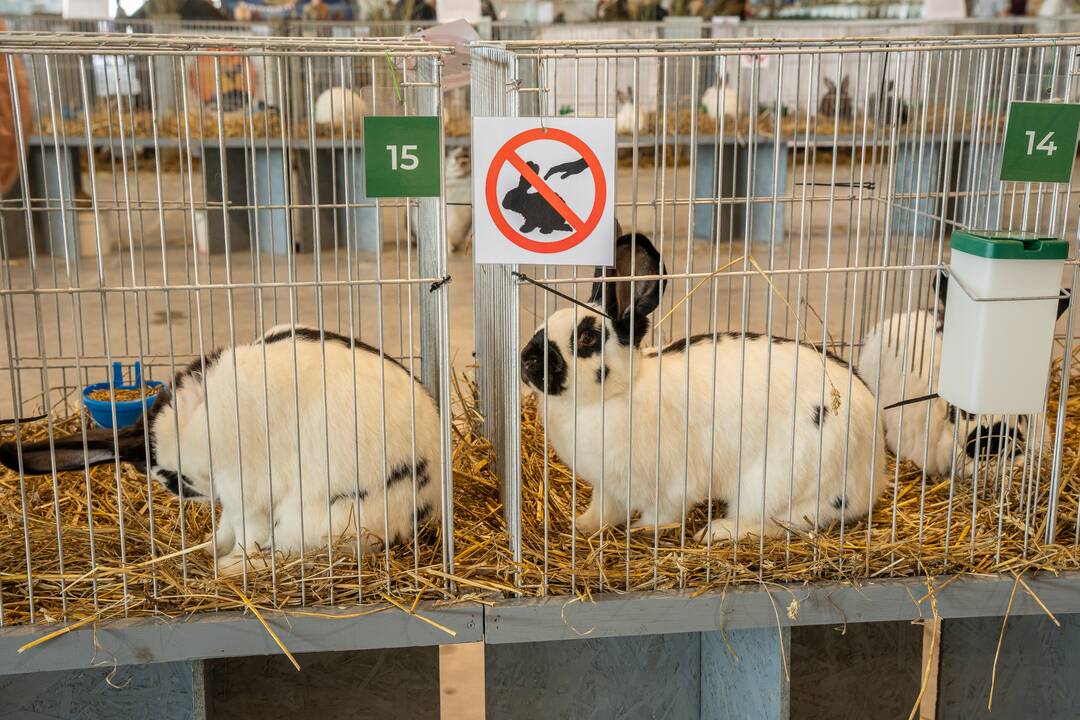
[363,116,441,197]
[1001,101,1080,183]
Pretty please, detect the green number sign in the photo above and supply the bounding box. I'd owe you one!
[363,116,441,197]
[1000,101,1080,183]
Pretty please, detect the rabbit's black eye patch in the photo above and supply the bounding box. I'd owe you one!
[521,331,567,395]
[571,316,603,358]
[964,421,1024,459]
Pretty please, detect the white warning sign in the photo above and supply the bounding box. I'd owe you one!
[472,117,616,265]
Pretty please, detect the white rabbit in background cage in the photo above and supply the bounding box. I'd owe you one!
[614,85,650,135]
[314,86,368,128]
[0,325,442,575]
[700,75,739,121]
[856,275,1069,479]
[520,234,887,543]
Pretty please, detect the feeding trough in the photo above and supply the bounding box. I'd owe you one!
[82,361,165,430]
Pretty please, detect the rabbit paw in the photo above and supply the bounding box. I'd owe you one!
[215,549,274,577]
[208,527,236,558]
[696,518,780,544]
[574,510,603,537]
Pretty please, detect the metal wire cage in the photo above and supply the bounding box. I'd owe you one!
[0,33,456,625]
[470,36,1080,597]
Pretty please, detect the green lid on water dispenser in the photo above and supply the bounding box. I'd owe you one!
[950,230,1069,260]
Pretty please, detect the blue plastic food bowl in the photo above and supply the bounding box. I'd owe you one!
[82,362,165,430]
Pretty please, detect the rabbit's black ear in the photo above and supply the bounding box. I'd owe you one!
[0,424,147,475]
[840,76,849,92]
[590,234,666,344]
[936,273,949,309]
[1057,290,1071,320]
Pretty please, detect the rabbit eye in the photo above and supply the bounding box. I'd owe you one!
[579,328,599,348]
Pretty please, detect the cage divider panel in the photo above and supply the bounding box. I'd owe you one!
[252,146,292,255]
[693,140,737,243]
[292,148,337,253]
[335,146,379,253]
[955,140,1004,233]
[735,139,789,245]
[1,179,31,260]
[29,146,78,257]
[202,146,252,253]
[890,136,948,238]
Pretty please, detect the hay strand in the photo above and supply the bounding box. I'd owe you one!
[228,582,300,672]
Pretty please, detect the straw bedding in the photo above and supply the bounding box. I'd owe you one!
[0,415,452,626]
[0,368,1078,626]
[456,370,1080,597]
[39,106,999,142]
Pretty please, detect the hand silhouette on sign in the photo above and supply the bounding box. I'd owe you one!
[544,157,589,181]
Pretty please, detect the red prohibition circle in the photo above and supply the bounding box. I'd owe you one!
[485,127,607,254]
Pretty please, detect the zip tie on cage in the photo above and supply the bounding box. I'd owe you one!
[884,392,939,411]
[512,271,615,321]
[385,52,404,106]
[429,274,452,292]
[809,181,875,190]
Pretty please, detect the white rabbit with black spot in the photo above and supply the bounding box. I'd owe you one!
[520,234,886,543]
[856,276,1068,478]
[0,325,442,575]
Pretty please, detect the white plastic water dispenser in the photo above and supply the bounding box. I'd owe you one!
[939,231,1069,415]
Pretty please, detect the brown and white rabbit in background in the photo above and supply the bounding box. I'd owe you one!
[856,276,1069,478]
[521,234,886,542]
[819,76,852,120]
[0,325,442,574]
[410,146,472,253]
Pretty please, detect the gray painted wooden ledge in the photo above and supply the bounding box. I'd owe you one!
[0,602,483,676]
[485,572,1080,644]
[2,572,1079,674]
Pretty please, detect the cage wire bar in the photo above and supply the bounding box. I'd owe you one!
[470,35,1080,597]
[0,32,456,626]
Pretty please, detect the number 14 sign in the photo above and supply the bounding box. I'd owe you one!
[1000,101,1080,183]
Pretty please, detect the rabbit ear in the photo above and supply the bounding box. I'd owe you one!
[840,76,849,93]
[1057,290,1071,320]
[590,234,666,344]
[0,423,148,476]
[936,273,949,308]
[823,78,835,91]
[625,85,633,100]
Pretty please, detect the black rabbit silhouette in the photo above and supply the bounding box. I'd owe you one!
[502,160,573,234]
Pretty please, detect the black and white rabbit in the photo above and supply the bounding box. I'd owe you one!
[856,276,1068,478]
[520,234,886,542]
[0,324,442,574]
